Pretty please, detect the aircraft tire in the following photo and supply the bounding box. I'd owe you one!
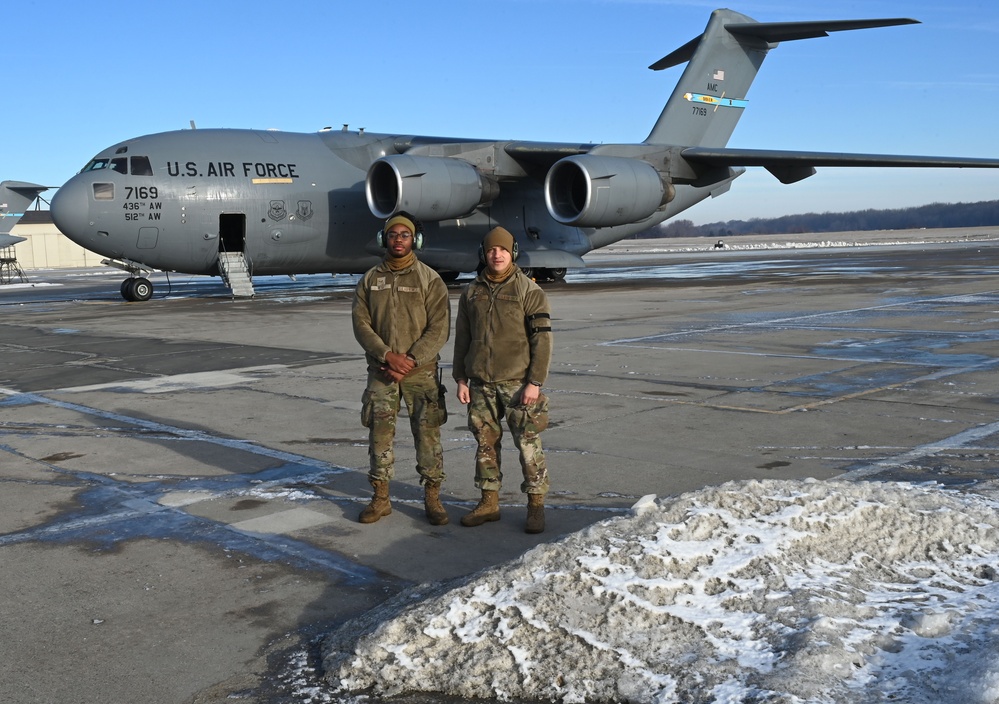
[549,267,567,281]
[131,278,153,301]
[121,278,136,301]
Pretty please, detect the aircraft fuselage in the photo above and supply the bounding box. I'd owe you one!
[51,129,396,277]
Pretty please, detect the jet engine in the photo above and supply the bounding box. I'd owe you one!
[366,155,499,221]
[544,155,672,228]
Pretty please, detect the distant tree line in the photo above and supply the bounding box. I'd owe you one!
[634,200,999,238]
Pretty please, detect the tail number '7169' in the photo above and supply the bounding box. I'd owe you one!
[125,186,159,200]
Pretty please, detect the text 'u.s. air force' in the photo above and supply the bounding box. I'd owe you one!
[166,161,299,178]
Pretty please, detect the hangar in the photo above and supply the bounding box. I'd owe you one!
[8,210,103,269]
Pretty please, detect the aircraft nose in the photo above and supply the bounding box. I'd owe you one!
[50,177,91,242]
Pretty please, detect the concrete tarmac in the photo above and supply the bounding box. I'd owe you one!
[2,235,999,703]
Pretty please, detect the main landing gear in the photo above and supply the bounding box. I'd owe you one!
[120,277,153,301]
[521,267,567,283]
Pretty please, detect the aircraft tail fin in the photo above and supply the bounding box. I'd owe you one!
[644,10,918,146]
[0,181,49,235]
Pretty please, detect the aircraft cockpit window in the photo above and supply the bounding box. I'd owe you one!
[82,158,110,172]
[111,158,128,174]
[130,156,153,176]
[93,183,114,201]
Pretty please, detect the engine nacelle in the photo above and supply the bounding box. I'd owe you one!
[544,155,671,228]
[366,155,499,221]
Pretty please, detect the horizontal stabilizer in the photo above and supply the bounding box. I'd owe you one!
[725,18,919,44]
[650,17,918,71]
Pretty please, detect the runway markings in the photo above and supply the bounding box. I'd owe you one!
[600,290,999,414]
[51,364,289,394]
[604,290,999,347]
[841,419,999,480]
[0,385,350,474]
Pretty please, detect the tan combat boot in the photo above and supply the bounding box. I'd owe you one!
[424,482,449,526]
[460,489,500,527]
[358,480,391,524]
[525,493,545,534]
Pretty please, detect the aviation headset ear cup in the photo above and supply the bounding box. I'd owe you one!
[478,240,519,263]
[400,211,424,250]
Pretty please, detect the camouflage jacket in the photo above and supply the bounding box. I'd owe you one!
[453,266,552,386]
[352,259,450,372]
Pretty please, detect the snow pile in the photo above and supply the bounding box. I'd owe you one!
[322,478,999,703]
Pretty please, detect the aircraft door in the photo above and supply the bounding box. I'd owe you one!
[219,213,246,253]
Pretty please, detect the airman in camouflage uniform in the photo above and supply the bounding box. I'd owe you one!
[352,213,450,525]
[453,227,553,533]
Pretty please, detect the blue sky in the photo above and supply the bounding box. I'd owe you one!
[7,0,999,225]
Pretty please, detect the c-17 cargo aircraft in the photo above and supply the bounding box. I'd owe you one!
[45,8,999,301]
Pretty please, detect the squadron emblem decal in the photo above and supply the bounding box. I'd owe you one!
[296,200,314,221]
[268,200,287,221]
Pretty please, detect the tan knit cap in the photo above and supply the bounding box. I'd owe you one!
[384,214,416,235]
[482,226,515,254]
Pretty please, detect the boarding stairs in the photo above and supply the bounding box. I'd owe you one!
[217,250,255,298]
[0,246,28,285]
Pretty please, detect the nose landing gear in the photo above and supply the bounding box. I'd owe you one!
[121,277,153,301]
[103,257,156,301]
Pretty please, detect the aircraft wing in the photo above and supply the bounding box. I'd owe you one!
[503,141,595,168]
[501,142,999,182]
[680,147,999,184]
[1,180,50,234]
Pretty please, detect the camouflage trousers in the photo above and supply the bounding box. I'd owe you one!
[361,366,445,485]
[467,379,549,495]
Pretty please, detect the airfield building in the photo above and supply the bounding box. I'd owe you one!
[8,210,103,269]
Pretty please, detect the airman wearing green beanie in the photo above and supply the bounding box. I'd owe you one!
[481,226,515,255]
[453,227,553,534]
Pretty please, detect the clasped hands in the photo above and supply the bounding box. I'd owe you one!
[381,351,416,383]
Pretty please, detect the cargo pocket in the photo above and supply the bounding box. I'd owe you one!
[416,387,447,428]
[509,393,549,433]
[360,389,374,428]
[437,382,449,425]
[530,392,550,432]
